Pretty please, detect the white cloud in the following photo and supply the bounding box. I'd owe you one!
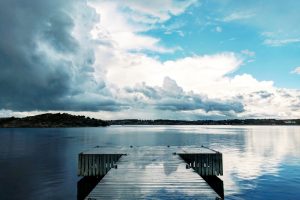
[223,11,255,22]
[88,1,180,53]
[260,32,300,47]
[122,77,244,114]
[291,66,300,74]
[98,37,300,119]
[161,20,186,36]
[264,38,300,46]
[105,52,243,93]
[115,0,197,23]
[241,49,255,57]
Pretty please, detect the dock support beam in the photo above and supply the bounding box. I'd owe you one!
[78,154,123,177]
[179,153,223,176]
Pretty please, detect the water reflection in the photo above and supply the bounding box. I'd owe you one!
[0,126,299,199]
[214,126,300,198]
[163,161,178,176]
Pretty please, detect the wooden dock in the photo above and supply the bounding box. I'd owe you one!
[78,146,223,199]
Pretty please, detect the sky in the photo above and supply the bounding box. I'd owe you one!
[0,0,300,120]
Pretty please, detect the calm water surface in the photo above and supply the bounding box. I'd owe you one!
[0,126,299,199]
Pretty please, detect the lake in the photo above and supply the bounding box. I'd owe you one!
[0,126,299,199]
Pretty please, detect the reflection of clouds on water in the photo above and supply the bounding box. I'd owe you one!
[143,163,217,198]
[163,161,178,175]
[212,126,300,196]
[1,126,300,199]
[97,125,300,197]
[85,125,300,197]
[87,156,217,199]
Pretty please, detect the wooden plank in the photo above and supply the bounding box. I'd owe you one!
[217,154,220,176]
[209,154,212,175]
[96,155,99,176]
[212,154,216,176]
[81,146,217,155]
[103,155,106,174]
[87,154,90,176]
[78,147,223,176]
[211,154,214,175]
[78,154,81,176]
[218,154,223,175]
[205,155,209,176]
[196,154,199,171]
[85,147,221,200]
[109,154,112,168]
[99,155,104,176]
[84,154,88,176]
[92,154,95,176]
[90,154,94,176]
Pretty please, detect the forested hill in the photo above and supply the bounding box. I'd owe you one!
[0,113,108,128]
[1,113,299,128]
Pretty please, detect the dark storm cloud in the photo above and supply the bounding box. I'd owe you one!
[42,12,78,53]
[125,77,245,114]
[0,0,121,111]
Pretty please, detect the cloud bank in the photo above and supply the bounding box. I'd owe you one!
[0,0,300,119]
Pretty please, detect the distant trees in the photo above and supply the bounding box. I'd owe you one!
[108,119,300,125]
[0,113,108,127]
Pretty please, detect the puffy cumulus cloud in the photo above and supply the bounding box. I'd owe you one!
[0,0,123,112]
[123,77,244,114]
[103,45,300,118]
[238,88,300,119]
[105,52,243,92]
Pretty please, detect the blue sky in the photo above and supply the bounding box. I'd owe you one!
[0,0,300,119]
[146,0,300,88]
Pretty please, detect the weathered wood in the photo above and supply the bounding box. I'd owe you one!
[179,151,223,176]
[78,146,223,177]
[78,153,123,177]
[220,153,223,175]
[83,146,222,199]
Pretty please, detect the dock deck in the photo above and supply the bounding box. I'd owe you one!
[78,146,223,199]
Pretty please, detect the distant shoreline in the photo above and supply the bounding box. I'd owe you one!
[108,119,300,126]
[0,113,109,128]
[0,113,299,128]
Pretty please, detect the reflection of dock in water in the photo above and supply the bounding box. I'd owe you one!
[77,146,224,199]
